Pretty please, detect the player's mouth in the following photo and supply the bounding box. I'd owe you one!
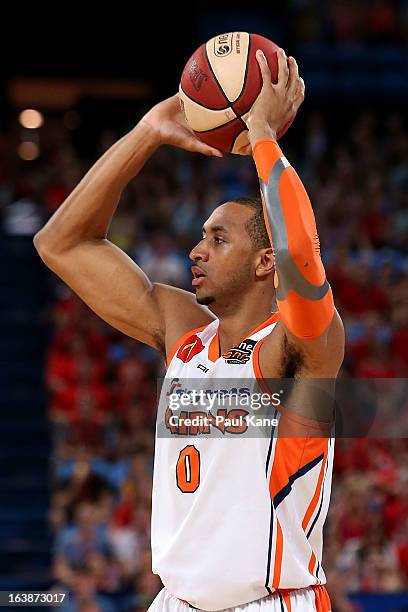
[191,266,207,287]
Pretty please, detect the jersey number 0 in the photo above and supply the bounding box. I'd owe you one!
[176,445,201,493]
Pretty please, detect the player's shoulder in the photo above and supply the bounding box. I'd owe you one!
[151,283,215,362]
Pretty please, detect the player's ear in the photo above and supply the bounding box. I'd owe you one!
[255,248,274,279]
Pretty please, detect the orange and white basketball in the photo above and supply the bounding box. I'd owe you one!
[179,32,293,154]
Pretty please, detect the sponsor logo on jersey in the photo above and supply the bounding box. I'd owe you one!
[223,339,257,364]
[177,335,205,363]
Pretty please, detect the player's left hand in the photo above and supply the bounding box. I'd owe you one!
[141,94,223,157]
[241,49,305,154]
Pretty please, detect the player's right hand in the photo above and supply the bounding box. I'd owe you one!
[246,49,305,142]
[141,94,223,157]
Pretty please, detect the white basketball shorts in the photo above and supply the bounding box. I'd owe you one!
[148,585,332,611]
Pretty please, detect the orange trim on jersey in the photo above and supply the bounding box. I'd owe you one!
[302,445,329,531]
[268,437,330,591]
[208,331,220,362]
[308,550,317,576]
[252,335,271,394]
[269,437,306,499]
[250,312,280,393]
[269,437,305,590]
[166,325,207,368]
[248,311,280,336]
[269,439,327,511]
[272,518,283,589]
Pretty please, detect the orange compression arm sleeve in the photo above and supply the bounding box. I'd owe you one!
[253,138,334,339]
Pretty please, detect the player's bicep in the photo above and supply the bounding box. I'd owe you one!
[37,238,166,349]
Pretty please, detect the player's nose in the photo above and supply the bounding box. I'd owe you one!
[189,241,209,263]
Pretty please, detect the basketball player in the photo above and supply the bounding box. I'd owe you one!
[34,49,344,611]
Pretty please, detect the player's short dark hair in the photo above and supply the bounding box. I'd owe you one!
[230,197,271,249]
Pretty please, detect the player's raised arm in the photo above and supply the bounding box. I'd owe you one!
[246,50,343,367]
[34,95,220,356]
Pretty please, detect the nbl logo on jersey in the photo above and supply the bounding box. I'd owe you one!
[223,339,257,365]
[177,334,205,363]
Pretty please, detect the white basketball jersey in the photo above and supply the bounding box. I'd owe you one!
[151,313,334,611]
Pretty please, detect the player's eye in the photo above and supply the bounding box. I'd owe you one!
[214,236,224,244]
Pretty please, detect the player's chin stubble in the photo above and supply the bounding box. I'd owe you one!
[196,295,215,306]
[195,260,253,307]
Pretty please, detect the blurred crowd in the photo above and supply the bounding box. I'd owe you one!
[288,0,408,45]
[1,104,408,611]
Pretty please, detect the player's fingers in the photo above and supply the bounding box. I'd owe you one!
[277,48,289,89]
[296,77,305,100]
[187,137,223,157]
[256,50,272,87]
[287,57,299,94]
[292,97,302,114]
[198,143,224,157]
[291,76,304,102]
[298,77,305,99]
[293,83,305,113]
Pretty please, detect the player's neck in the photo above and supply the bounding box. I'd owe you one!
[217,297,274,355]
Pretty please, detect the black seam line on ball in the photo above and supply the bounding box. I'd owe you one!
[231,125,249,151]
[180,84,230,112]
[193,117,243,135]
[192,114,247,136]
[204,42,244,121]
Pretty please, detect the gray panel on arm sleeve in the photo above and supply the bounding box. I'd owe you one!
[259,158,330,302]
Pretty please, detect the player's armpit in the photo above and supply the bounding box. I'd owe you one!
[282,308,345,374]
[259,309,344,381]
[253,138,337,361]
